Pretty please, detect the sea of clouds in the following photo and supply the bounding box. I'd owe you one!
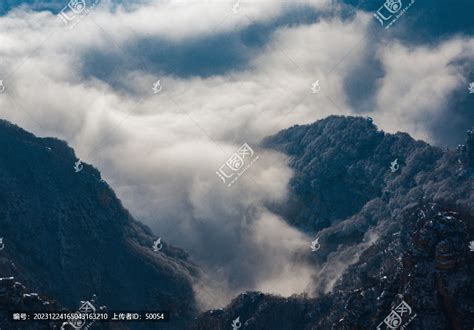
[0,0,473,309]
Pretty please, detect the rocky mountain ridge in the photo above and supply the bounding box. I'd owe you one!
[0,116,472,329]
[0,119,199,329]
[193,116,474,329]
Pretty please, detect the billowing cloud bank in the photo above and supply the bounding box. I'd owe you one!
[0,0,473,308]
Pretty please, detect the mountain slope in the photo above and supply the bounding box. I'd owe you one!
[192,116,474,329]
[262,116,473,232]
[0,119,199,329]
[192,204,473,329]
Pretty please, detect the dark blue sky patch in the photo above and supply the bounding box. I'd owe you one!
[0,0,62,15]
[79,4,336,86]
[128,33,252,78]
[80,31,253,92]
[0,0,150,15]
[352,0,474,43]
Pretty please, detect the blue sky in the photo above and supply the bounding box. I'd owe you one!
[3,0,473,37]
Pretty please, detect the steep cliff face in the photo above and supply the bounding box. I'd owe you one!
[192,116,473,329]
[0,120,199,329]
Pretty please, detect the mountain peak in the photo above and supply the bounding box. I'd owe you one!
[194,116,473,329]
[0,119,198,327]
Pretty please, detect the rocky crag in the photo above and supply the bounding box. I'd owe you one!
[192,116,473,329]
[0,119,199,329]
[0,116,472,329]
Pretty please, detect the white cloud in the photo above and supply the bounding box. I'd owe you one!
[0,0,473,309]
[374,38,474,141]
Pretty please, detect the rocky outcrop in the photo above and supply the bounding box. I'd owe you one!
[457,129,474,171]
[192,204,473,329]
[1,116,471,330]
[0,276,63,329]
[193,116,473,329]
[262,116,473,233]
[0,119,199,329]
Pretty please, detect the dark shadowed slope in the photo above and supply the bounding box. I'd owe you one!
[0,119,199,329]
[192,116,473,330]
